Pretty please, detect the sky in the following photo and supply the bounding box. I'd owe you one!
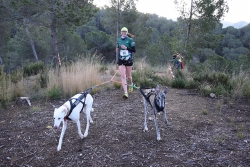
[93,0,250,23]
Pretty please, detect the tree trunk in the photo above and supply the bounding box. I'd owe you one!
[25,19,39,62]
[51,18,59,67]
[185,0,193,48]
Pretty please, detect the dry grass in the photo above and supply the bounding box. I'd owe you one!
[231,70,250,100]
[9,78,26,100]
[47,59,102,98]
[2,72,26,101]
[134,58,191,81]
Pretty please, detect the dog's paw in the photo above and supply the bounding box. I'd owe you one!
[143,127,148,132]
[57,146,61,151]
[157,137,162,141]
[90,120,94,124]
[79,133,84,139]
[166,122,172,126]
[83,133,88,138]
[148,117,153,121]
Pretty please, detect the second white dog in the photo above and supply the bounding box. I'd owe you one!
[53,91,94,151]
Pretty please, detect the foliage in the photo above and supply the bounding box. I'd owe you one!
[47,85,62,100]
[230,70,250,101]
[193,69,231,97]
[23,61,46,77]
[11,69,23,84]
[188,56,250,100]
[171,77,185,88]
[1,0,249,70]
[144,33,172,65]
[170,69,191,88]
[39,70,49,89]
[0,66,9,108]
[85,31,114,61]
[184,79,198,89]
[60,32,87,62]
[174,0,229,59]
[113,82,122,89]
[0,0,250,103]
[0,66,25,108]
[7,0,97,67]
[132,67,169,88]
[101,0,138,37]
[99,64,108,73]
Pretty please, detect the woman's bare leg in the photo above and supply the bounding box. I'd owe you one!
[126,66,133,85]
[119,65,128,93]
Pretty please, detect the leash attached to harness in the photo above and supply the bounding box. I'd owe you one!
[139,87,154,108]
[64,88,92,120]
[140,87,166,112]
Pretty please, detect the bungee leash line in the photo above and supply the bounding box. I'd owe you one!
[168,64,175,78]
[86,66,141,92]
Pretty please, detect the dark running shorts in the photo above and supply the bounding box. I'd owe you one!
[117,59,133,66]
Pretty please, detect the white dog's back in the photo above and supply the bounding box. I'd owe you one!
[53,92,94,151]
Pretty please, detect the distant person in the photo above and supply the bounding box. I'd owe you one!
[116,27,136,99]
[170,53,184,69]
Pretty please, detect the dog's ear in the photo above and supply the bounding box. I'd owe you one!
[155,85,160,93]
[164,87,168,94]
[62,108,67,114]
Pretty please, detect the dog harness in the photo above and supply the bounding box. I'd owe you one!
[64,91,88,121]
[139,88,165,112]
[139,88,154,108]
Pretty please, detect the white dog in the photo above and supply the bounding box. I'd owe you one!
[140,85,169,141]
[53,91,94,151]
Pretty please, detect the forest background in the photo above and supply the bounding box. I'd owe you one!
[0,0,250,107]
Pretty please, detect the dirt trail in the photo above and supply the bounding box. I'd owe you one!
[0,87,249,166]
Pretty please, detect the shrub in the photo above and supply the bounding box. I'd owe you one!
[212,83,228,97]
[0,66,9,108]
[90,87,101,95]
[11,69,23,84]
[171,77,185,88]
[113,82,122,89]
[132,68,168,88]
[99,64,108,73]
[174,70,185,79]
[202,108,208,115]
[243,84,250,99]
[185,79,198,89]
[230,70,250,101]
[23,61,46,77]
[199,84,212,96]
[47,85,62,100]
[39,70,48,88]
[30,89,47,100]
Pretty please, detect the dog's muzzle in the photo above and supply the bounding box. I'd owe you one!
[53,126,59,129]
[154,93,165,111]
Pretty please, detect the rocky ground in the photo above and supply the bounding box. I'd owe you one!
[0,87,250,167]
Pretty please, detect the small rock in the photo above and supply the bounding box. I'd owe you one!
[210,93,216,98]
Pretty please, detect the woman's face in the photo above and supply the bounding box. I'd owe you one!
[121,31,127,37]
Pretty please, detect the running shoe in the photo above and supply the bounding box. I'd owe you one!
[123,92,128,99]
[128,84,134,92]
